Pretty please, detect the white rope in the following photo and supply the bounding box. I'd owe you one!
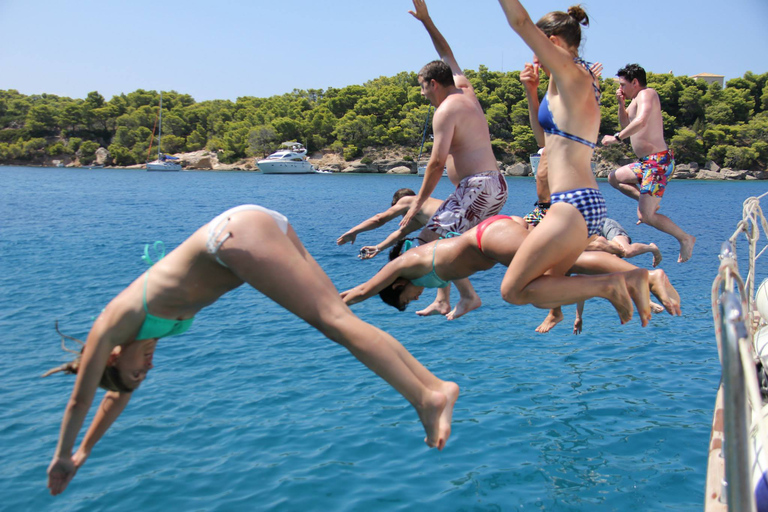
[714,193,768,473]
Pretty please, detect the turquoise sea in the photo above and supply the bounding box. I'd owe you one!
[1,165,765,511]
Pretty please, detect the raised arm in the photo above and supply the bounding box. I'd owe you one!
[497,0,584,88]
[521,62,545,147]
[616,88,629,128]
[409,0,472,91]
[337,202,409,246]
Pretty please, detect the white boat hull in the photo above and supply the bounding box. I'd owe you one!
[417,166,448,177]
[257,160,315,174]
[147,160,182,172]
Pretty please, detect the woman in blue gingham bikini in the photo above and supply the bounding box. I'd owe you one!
[496,0,652,326]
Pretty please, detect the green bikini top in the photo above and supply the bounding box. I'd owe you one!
[135,242,194,340]
[402,234,458,289]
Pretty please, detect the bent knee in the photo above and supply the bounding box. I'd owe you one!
[500,285,529,306]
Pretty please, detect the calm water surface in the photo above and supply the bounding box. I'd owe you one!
[1,166,766,511]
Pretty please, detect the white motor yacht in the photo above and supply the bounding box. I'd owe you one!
[256,142,315,174]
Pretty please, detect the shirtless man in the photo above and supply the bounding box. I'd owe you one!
[602,63,695,263]
[403,0,508,320]
[336,188,443,261]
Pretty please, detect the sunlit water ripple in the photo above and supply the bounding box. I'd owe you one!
[1,166,764,510]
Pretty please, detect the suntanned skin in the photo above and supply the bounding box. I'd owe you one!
[603,72,696,263]
[47,209,459,496]
[337,195,444,259]
[521,60,603,209]
[496,0,650,329]
[401,0,502,321]
[341,216,682,324]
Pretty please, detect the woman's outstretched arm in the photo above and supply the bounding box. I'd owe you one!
[341,260,408,305]
[48,295,142,495]
[341,250,431,305]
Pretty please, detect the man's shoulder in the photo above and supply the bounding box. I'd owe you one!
[639,87,660,102]
[436,92,483,122]
[396,196,416,207]
[441,90,480,110]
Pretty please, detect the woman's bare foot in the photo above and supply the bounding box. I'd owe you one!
[648,269,681,316]
[623,269,652,326]
[416,300,451,317]
[604,275,635,324]
[604,270,650,325]
[433,381,459,448]
[678,235,696,263]
[417,390,449,450]
[650,243,662,267]
[650,301,665,313]
[535,308,564,333]
[446,295,481,320]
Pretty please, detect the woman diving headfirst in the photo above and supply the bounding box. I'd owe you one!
[46,205,459,495]
[341,215,681,323]
[493,1,655,324]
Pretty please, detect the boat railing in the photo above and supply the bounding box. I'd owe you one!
[709,192,768,511]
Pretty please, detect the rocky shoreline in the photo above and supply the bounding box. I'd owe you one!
[9,147,767,181]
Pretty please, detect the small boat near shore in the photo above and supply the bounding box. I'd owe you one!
[256,142,315,174]
[417,165,448,177]
[706,191,768,511]
[146,92,182,172]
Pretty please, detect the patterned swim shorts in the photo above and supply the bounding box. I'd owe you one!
[523,201,550,227]
[631,149,675,198]
[426,170,508,236]
[550,188,607,237]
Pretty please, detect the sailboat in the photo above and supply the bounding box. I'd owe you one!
[146,92,182,172]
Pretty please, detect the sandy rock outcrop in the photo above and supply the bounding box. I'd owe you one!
[503,162,530,177]
[95,147,109,165]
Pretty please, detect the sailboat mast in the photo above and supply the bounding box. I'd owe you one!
[158,92,163,160]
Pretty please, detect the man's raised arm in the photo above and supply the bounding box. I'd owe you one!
[409,0,472,91]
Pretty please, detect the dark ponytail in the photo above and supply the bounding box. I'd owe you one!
[536,4,589,50]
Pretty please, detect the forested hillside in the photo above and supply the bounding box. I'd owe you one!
[1,68,766,169]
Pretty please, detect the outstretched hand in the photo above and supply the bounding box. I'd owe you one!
[337,232,356,245]
[47,456,78,496]
[358,246,380,260]
[589,62,603,79]
[408,0,430,22]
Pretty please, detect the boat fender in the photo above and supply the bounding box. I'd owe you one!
[756,327,768,374]
[757,278,768,320]
[756,473,768,512]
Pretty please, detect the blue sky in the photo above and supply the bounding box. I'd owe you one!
[1,0,766,102]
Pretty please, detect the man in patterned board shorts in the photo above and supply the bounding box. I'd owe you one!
[402,0,508,320]
[602,63,695,263]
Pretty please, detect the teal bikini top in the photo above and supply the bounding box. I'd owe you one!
[403,237,452,289]
[135,241,195,340]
